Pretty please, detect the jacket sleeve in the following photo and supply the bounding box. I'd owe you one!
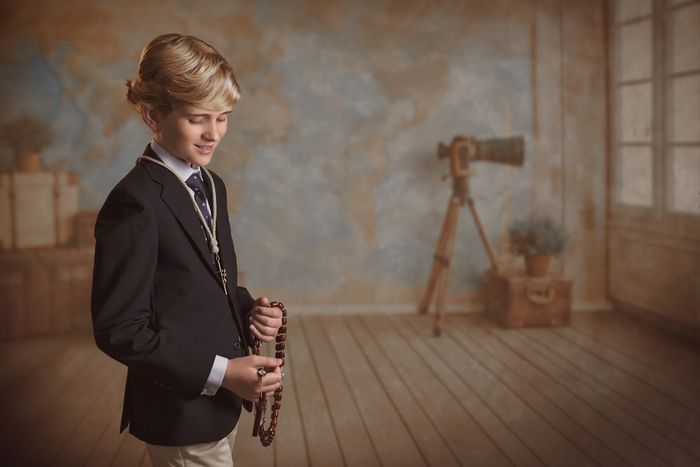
[91,186,215,399]
[236,286,256,318]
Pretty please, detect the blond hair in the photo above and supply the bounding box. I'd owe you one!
[126,33,240,113]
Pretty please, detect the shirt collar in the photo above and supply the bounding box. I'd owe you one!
[150,140,200,183]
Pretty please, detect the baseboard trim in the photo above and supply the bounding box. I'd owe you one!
[288,300,612,315]
[288,302,484,315]
[612,300,700,346]
[572,300,614,312]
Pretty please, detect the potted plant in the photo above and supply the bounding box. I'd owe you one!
[508,217,568,277]
[1,115,53,172]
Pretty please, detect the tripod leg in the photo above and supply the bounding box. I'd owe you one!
[433,198,460,336]
[466,198,500,273]
[419,197,460,314]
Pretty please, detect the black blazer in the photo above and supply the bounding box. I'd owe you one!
[91,145,255,446]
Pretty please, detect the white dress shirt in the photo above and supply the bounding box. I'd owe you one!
[150,140,228,397]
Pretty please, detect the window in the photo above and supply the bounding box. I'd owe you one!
[611,0,700,216]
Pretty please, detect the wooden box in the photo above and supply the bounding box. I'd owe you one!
[0,171,79,250]
[485,269,572,328]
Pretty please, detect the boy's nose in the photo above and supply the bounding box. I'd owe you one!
[203,122,219,141]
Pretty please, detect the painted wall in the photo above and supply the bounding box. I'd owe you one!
[0,0,608,312]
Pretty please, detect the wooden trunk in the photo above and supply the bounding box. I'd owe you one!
[485,269,572,328]
[0,247,93,339]
[0,170,79,250]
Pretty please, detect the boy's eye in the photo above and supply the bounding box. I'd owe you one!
[217,116,228,122]
[188,118,204,124]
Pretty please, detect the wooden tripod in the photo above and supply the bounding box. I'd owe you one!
[418,137,500,336]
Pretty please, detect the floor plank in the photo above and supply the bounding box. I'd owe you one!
[428,314,631,467]
[571,314,700,386]
[556,327,700,413]
[233,409,274,467]
[0,338,85,425]
[111,432,147,467]
[286,315,345,466]
[83,401,126,467]
[319,314,427,467]
[3,312,700,467]
[3,340,97,463]
[400,314,589,467]
[140,449,153,467]
[21,351,121,465]
[52,367,125,466]
[301,315,380,467]
[498,325,699,466]
[359,314,513,467]
[344,315,459,467]
[570,313,700,391]
[0,335,65,385]
[523,327,700,441]
[449,316,636,467]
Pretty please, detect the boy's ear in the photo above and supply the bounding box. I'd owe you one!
[141,108,161,133]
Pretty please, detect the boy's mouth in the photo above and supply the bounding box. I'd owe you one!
[195,144,214,154]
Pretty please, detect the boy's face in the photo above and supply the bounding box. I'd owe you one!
[146,103,232,167]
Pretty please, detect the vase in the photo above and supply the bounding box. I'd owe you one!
[525,254,551,277]
[16,151,43,172]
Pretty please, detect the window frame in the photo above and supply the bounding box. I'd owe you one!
[609,0,700,239]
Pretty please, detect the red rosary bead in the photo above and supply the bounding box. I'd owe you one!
[251,301,287,447]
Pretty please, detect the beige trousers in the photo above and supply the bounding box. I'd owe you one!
[145,423,239,467]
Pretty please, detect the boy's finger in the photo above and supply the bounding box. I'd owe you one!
[252,314,279,329]
[261,372,282,386]
[254,305,282,319]
[249,324,263,340]
[254,323,277,338]
[256,296,270,306]
[250,324,276,342]
[253,355,283,367]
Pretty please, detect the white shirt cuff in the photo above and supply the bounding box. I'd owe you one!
[201,354,228,396]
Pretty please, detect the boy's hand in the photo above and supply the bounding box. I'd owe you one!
[248,297,283,342]
[222,355,282,401]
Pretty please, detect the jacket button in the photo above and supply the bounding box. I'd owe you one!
[233,341,241,351]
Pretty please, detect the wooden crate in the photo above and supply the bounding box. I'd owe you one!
[485,269,572,328]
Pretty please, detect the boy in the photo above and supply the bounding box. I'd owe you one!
[91,33,283,466]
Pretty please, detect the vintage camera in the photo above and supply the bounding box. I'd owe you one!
[438,135,525,173]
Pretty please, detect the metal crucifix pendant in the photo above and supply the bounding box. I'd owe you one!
[214,253,228,295]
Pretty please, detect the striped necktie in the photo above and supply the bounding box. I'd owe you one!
[185,172,212,230]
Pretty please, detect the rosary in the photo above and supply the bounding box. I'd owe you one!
[251,301,287,446]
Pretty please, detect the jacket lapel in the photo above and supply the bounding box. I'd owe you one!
[140,146,216,276]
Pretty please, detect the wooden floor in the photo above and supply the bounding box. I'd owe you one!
[1,312,700,466]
